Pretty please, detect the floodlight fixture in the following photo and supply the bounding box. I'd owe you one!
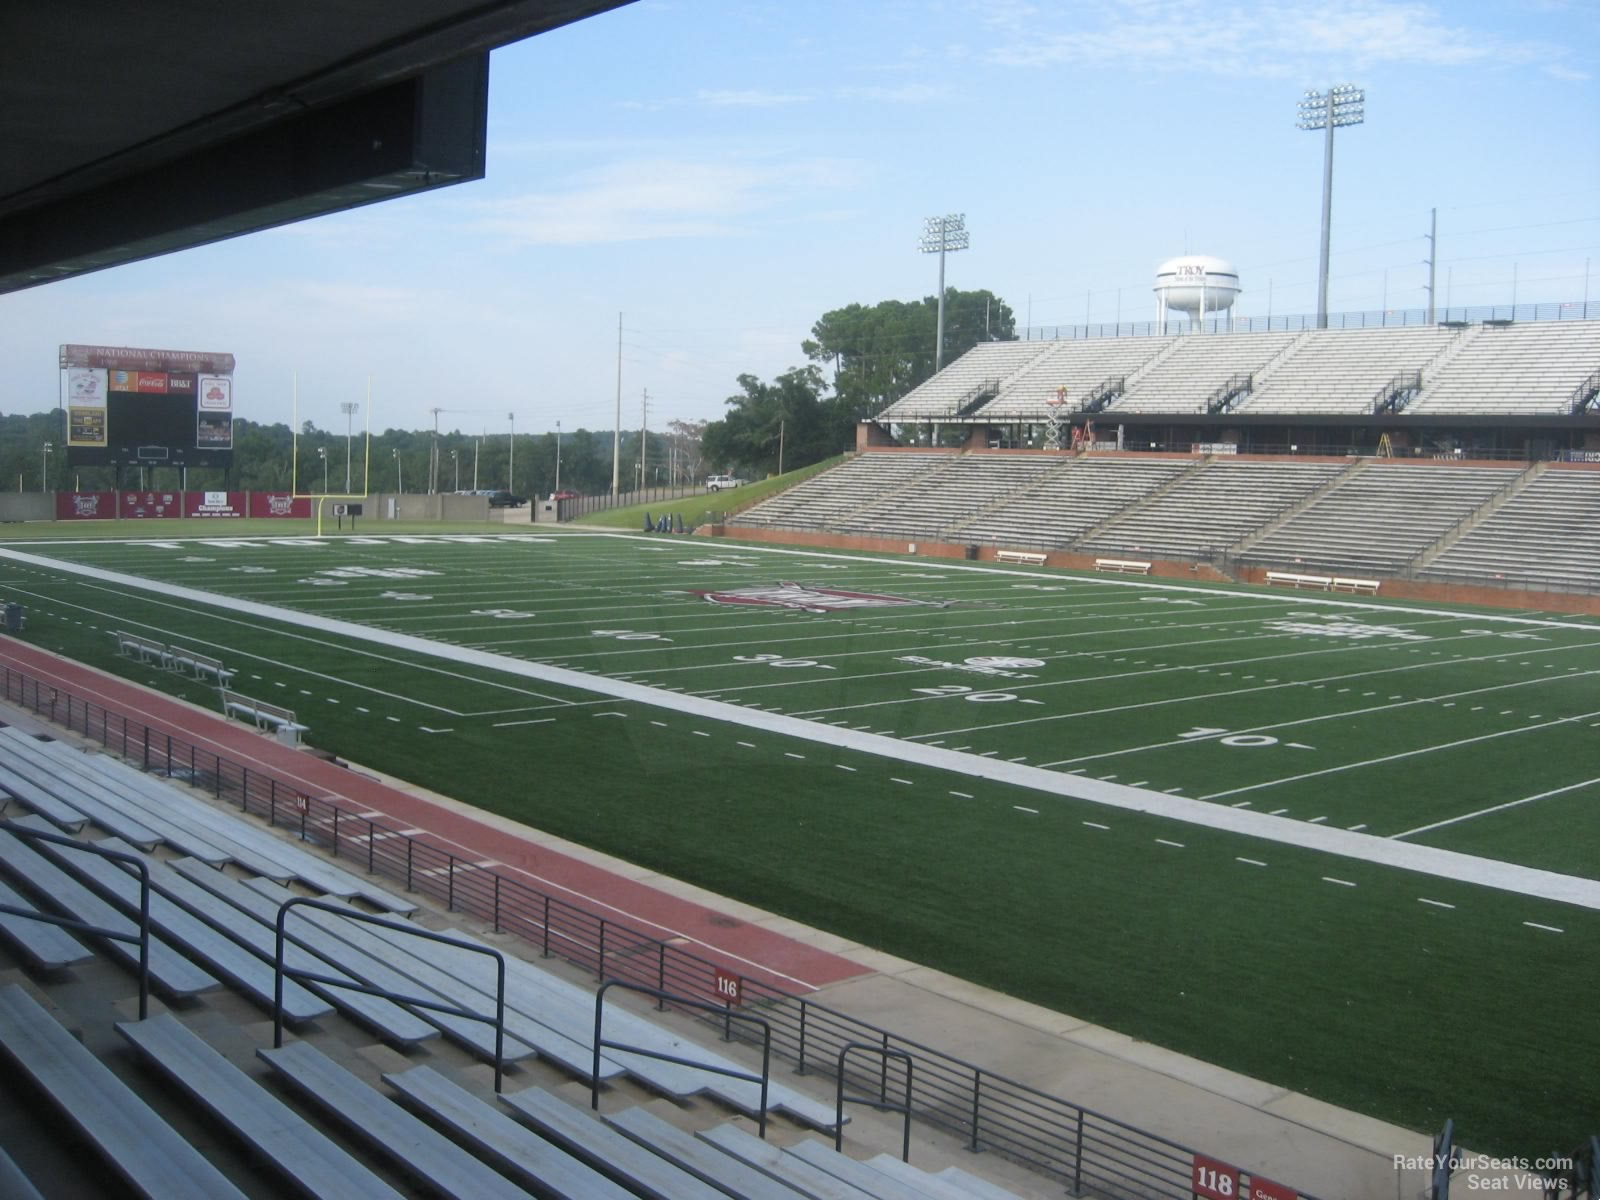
[919,213,970,371]
[1297,84,1365,328]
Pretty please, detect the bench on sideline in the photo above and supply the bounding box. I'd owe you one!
[0,985,246,1200]
[114,631,233,684]
[1265,570,1380,595]
[1094,557,1152,575]
[115,630,170,665]
[221,691,307,744]
[995,550,1047,566]
[167,646,234,686]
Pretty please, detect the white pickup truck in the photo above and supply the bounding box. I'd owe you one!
[705,474,745,491]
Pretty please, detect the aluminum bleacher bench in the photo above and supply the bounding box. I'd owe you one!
[116,1013,406,1200]
[384,1064,636,1199]
[994,550,1047,565]
[1265,570,1334,590]
[166,859,440,1045]
[786,1139,938,1200]
[0,821,219,997]
[0,874,94,970]
[257,1039,531,1200]
[166,645,234,686]
[220,690,307,745]
[604,1106,806,1200]
[0,1146,45,1200]
[1331,576,1381,594]
[866,1154,1022,1200]
[500,1085,729,1200]
[0,759,91,832]
[698,1123,878,1199]
[37,833,332,1023]
[0,984,246,1200]
[1094,557,1153,575]
[114,630,171,666]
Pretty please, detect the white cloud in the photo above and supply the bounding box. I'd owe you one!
[468,156,860,246]
[976,1,1582,78]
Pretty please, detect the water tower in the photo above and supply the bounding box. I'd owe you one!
[1154,255,1240,331]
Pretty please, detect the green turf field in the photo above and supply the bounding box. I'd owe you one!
[1,525,1596,1154]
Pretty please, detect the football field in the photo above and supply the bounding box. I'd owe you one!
[1,526,1596,1152]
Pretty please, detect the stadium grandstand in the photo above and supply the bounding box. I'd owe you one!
[728,310,1600,603]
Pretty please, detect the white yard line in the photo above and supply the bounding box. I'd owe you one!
[1200,712,1600,801]
[1390,777,1600,840]
[8,543,1600,914]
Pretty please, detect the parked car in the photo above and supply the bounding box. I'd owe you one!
[487,490,527,508]
[551,489,580,501]
[706,474,745,491]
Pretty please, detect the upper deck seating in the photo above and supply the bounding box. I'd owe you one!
[1409,320,1600,415]
[1238,325,1460,415]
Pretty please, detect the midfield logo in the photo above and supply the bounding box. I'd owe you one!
[693,582,949,614]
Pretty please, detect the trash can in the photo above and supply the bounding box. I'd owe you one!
[3,602,23,634]
[964,545,980,561]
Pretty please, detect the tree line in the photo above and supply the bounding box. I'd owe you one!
[3,286,1014,495]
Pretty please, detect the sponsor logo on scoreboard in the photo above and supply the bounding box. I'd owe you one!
[693,581,949,614]
[198,375,232,410]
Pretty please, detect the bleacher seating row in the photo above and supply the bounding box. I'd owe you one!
[0,724,1034,1198]
[877,319,1600,420]
[731,452,1600,592]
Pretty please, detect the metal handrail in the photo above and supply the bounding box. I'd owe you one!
[271,896,508,1092]
[835,1042,913,1161]
[0,819,153,1018]
[592,979,772,1138]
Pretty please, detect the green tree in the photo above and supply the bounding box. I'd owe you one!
[702,366,832,479]
[804,288,1016,422]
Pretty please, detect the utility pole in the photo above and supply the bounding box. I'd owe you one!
[473,435,480,491]
[507,412,515,494]
[555,420,561,494]
[1424,207,1438,324]
[429,407,442,494]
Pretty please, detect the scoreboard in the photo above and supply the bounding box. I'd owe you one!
[60,344,235,469]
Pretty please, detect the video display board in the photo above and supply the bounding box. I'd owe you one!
[60,344,235,468]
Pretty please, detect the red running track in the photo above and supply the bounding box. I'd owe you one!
[0,639,868,993]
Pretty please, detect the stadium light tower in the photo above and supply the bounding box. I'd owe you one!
[919,213,969,371]
[340,401,359,491]
[1298,85,1364,329]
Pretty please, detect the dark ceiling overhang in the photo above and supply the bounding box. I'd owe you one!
[1,1,631,294]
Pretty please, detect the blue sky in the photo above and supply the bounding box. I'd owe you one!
[3,0,1596,439]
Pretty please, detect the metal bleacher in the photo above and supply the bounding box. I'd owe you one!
[1409,319,1600,416]
[1417,466,1600,591]
[1236,461,1526,576]
[0,716,1038,1199]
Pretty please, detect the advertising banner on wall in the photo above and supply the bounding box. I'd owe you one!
[55,491,311,519]
[248,492,311,518]
[119,491,182,518]
[55,492,116,520]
